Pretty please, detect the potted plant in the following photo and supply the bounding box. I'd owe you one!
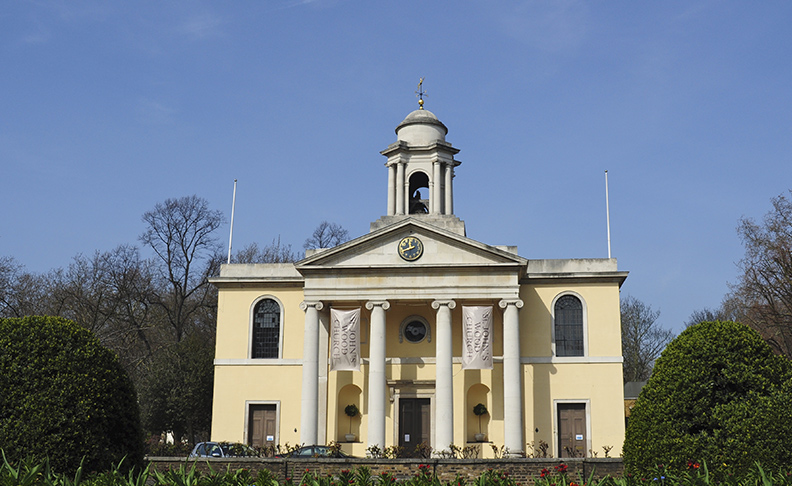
[473,403,488,442]
[344,404,359,442]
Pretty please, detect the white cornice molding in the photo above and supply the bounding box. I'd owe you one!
[214,356,624,366]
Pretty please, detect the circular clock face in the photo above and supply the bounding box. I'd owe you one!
[398,236,424,261]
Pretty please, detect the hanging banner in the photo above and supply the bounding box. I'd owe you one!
[462,306,494,370]
[330,308,361,371]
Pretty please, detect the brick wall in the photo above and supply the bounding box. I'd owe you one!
[147,457,624,484]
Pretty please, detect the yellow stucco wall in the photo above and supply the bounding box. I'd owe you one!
[211,280,625,458]
[215,287,306,360]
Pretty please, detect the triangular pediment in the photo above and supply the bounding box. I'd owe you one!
[296,218,526,271]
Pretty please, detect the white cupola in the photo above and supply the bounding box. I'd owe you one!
[370,103,465,235]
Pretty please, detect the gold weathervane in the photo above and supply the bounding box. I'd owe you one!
[415,77,426,109]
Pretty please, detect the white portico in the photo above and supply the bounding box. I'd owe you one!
[295,216,528,454]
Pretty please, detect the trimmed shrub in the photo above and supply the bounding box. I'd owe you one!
[0,316,144,474]
[624,320,792,478]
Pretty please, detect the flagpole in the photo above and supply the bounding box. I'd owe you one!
[227,179,237,264]
[605,170,612,259]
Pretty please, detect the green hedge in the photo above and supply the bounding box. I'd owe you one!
[0,316,144,475]
[623,320,792,478]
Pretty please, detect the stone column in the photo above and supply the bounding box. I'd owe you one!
[396,162,405,215]
[387,163,396,216]
[499,299,524,456]
[432,299,456,452]
[444,165,453,215]
[365,300,390,450]
[432,160,442,214]
[299,300,324,445]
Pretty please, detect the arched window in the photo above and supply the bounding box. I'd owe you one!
[554,294,584,357]
[252,298,281,358]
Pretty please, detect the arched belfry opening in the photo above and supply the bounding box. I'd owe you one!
[408,171,429,214]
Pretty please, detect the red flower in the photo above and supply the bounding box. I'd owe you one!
[540,468,550,478]
[555,464,568,474]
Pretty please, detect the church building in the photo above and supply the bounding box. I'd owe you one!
[209,101,628,458]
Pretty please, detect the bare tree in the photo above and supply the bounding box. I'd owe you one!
[730,190,792,357]
[621,295,674,383]
[684,306,736,328]
[97,245,161,375]
[2,195,223,442]
[303,221,350,250]
[233,237,297,263]
[140,195,224,342]
[0,256,23,316]
[0,257,53,318]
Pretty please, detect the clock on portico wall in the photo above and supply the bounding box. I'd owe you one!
[398,236,423,261]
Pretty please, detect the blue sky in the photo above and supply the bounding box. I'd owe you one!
[2,1,791,335]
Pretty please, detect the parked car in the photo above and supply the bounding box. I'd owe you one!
[189,441,258,458]
[276,445,352,458]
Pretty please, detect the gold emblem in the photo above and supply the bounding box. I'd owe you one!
[398,236,423,261]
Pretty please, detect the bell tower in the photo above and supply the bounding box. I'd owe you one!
[370,89,465,235]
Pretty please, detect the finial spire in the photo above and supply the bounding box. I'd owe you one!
[415,77,426,109]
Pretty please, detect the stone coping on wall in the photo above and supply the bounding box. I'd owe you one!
[147,457,624,484]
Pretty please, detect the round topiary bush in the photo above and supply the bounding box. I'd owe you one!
[0,316,144,474]
[623,320,792,478]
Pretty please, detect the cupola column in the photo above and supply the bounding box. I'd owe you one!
[365,300,390,450]
[396,163,405,215]
[432,160,442,214]
[387,163,396,216]
[432,299,456,452]
[444,165,454,215]
[299,300,324,445]
[499,299,525,456]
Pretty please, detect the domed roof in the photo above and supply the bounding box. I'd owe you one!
[395,109,448,144]
[396,109,448,133]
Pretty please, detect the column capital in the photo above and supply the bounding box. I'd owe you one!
[498,299,524,310]
[365,300,391,311]
[300,301,324,312]
[431,299,456,310]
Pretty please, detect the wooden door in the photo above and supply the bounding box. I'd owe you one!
[248,404,277,448]
[558,403,586,458]
[399,398,430,456]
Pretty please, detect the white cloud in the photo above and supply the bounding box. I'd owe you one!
[175,12,223,39]
[135,98,177,125]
